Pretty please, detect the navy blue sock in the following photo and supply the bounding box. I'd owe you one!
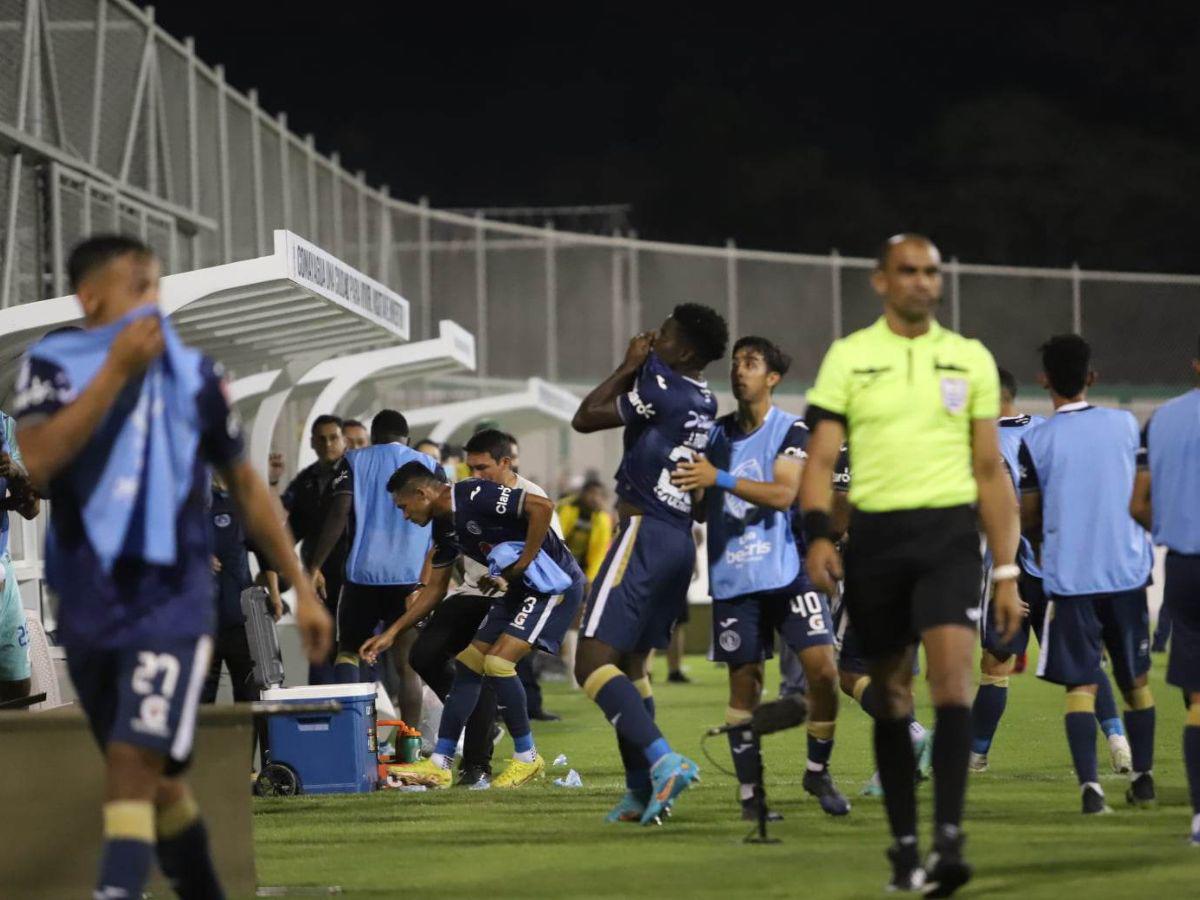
[98,837,154,899]
[1065,709,1099,784]
[157,819,225,900]
[1185,717,1200,815]
[334,654,360,684]
[435,660,485,756]
[970,683,1008,755]
[1125,706,1156,773]
[589,669,668,764]
[617,688,656,795]
[1094,674,1123,735]
[488,669,534,754]
[807,732,834,770]
[727,725,761,796]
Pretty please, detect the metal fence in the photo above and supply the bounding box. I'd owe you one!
[1,0,1197,396]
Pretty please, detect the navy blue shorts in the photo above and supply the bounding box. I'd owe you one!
[711,583,834,665]
[1037,588,1150,689]
[981,570,1047,658]
[1164,553,1200,693]
[475,577,584,655]
[581,515,694,654]
[67,635,213,774]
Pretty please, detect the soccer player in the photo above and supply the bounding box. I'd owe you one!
[970,368,1133,773]
[570,303,728,825]
[801,234,1022,895]
[282,414,349,684]
[672,336,849,819]
[1129,337,1200,841]
[360,460,585,788]
[13,235,331,900]
[306,410,433,723]
[1019,334,1155,814]
[0,408,38,703]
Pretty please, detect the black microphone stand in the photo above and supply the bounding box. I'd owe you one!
[743,724,780,845]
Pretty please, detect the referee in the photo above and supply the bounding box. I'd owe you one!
[799,234,1022,897]
[1130,338,1200,845]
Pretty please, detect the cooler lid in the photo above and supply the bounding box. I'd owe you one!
[261,683,377,701]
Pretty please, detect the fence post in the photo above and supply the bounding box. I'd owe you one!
[830,249,843,340]
[418,195,431,340]
[330,152,343,257]
[949,255,961,332]
[611,229,623,366]
[356,171,368,271]
[378,183,391,286]
[277,113,291,231]
[1071,262,1082,335]
[629,229,641,335]
[544,221,558,380]
[248,89,266,256]
[215,64,232,261]
[89,0,107,166]
[1,153,23,308]
[304,133,318,241]
[474,211,488,377]
[726,238,739,344]
[184,36,199,263]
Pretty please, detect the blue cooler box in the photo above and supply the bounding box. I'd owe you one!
[262,684,379,794]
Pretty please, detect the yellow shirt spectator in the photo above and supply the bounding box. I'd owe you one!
[557,482,614,583]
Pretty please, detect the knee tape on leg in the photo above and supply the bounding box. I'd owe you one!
[980,674,1010,688]
[582,663,623,700]
[455,645,485,674]
[483,654,517,678]
[1065,690,1096,714]
[1187,703,1200,727]
[808,720,836,741]
[334,652,359,667]
[1127,685,1154,711]
[632,676,653,700]
[852,676,870,704]
[156,792,199,840]
[103,800,155,843]
[725,706,754,726]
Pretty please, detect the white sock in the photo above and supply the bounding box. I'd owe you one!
[1192,812,1200,835]
[806,760,826,772]
[909,721,927,744]
[1082,781,1103,795]
[514,748,537,764]
[739,783,755,801]
[430,752,451,770]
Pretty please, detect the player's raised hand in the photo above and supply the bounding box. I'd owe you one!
[671,453,717,491]
[805,539,844,595]
[992,578,1026,643]
[294,579,333,664]
[359,629,395,665]
[107,315,164,377]
[622,330,656,370]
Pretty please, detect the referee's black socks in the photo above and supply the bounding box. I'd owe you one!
[873,716,917,842]
[932,704,971,833]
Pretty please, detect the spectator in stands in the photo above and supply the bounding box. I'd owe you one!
[0,408,39,704]
[441,443,467,482]
[342,419,369,450]
[202,471,282,703]
[415,439,441,462]
[281,415,349,684]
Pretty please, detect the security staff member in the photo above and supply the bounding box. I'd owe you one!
[799,233,1022,898]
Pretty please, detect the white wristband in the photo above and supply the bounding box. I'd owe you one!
[991,564,1020,582]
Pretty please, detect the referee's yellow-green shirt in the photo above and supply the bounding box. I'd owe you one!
[807,316,999,513]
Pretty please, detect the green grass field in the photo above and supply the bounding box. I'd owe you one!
[253,654,1197,899]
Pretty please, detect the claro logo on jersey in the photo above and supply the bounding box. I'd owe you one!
[494,486,513,514]
[626,387,655,419]
[724,529,771,567]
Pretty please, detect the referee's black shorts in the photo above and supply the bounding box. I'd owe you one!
[842,504,982,660]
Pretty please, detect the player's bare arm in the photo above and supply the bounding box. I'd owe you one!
[17,316,164,491]
[360,563,454,662]
[1129,469,1152,530]
[971,418,1024,641]
[671,452,801,512]
[507,492,554,580]
[223,458,332,663]
[571,331,654,433]
[799,418,846,594]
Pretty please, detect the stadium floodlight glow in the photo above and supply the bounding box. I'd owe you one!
[404,377,580,444]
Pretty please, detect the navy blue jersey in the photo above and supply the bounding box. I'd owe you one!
[614,351,717,529]
[431,479,582,583]
[12,354,244,649]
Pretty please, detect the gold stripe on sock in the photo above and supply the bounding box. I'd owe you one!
[981,674,1010,688]
[852,676,870,704]
[1065,690,1096,714]
[1127,685,1154,711]
[455,644,485,674]
[483,654,517,677]
[103,800,155,843]
[1187,703,1200,727]
[156,793,199,840]
[582,664,623,700]
[631,676,653,700]
[725,706,754,726]
[808,720,836,740]
[334,652,359,667]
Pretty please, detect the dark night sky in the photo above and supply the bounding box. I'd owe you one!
[152,2,1200,271]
